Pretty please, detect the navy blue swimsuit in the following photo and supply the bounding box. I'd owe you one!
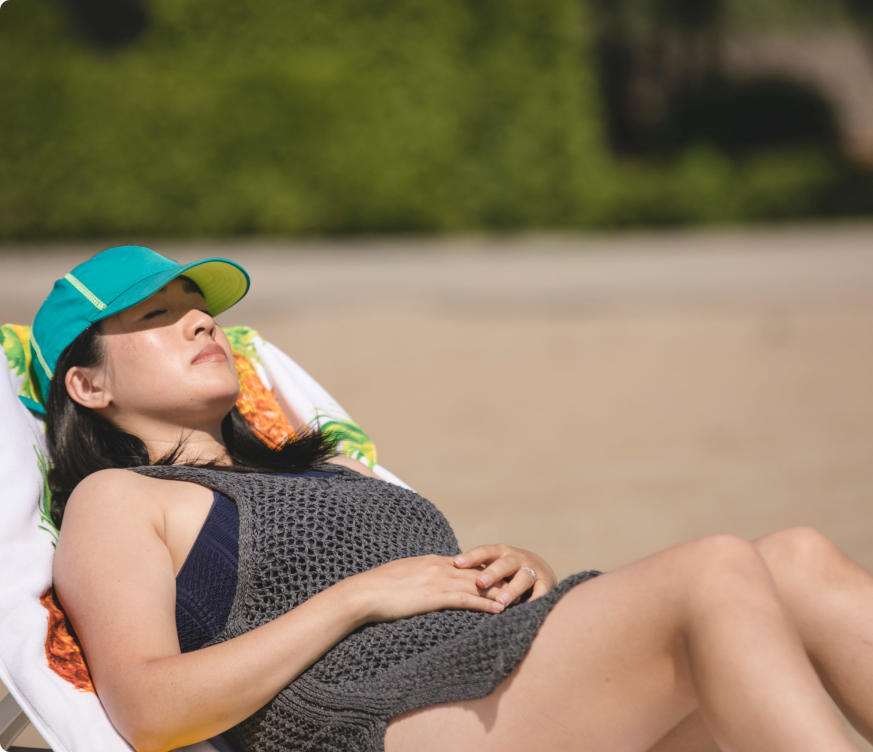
[174,471,334,653]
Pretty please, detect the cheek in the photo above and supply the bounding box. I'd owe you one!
[103,333,185,402]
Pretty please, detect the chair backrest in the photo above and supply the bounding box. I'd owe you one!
[0,324,407,752]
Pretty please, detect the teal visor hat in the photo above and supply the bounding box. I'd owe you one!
[27,246,250,414]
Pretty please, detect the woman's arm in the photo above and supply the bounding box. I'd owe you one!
[53,469,499,752]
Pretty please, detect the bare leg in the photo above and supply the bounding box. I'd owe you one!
[647,711,720,752]
[645,526,873,751]
[752,527,873,743]
[386,534,857,752]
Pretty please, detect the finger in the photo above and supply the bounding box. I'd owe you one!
[449,568,510,600]
[476,554,522,589]
[449,568,509,601]
[453,544,504,569]
[492,568,538,607]
[479,582,510,601]
[444,590,507,614]
[528,579,552,602]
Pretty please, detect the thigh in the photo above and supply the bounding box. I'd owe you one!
[385,539,725,752]
[648,711,721,752]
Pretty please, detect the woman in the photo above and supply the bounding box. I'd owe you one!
[41,246,872,752]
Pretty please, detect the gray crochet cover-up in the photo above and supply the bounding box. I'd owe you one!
[130,464,601,752]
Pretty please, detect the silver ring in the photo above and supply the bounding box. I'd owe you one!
[521,566,537,582]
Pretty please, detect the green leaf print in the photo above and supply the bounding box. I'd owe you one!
[315,411,378,468]
[0,324,28,376]
[33,441,59,547]
[1,324,43,405]
[223,326,262,362]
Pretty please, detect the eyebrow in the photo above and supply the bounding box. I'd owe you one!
[181,277,204,295]
[155,277,204,296]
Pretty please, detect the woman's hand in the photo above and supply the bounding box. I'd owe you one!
[346,555,508,625]
[453,544,557,606]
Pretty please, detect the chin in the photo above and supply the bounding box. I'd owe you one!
[195,371,240,408]
[206,389,241,418]
[166,386,238,425]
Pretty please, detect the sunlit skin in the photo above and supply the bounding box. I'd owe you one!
[51,279,873,752]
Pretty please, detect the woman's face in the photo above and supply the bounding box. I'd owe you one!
[75,277,240,430]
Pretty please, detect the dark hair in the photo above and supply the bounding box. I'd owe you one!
[45,323,335,528]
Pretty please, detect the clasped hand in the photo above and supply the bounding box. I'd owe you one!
[455,543,557,605]
[352,544,557,624]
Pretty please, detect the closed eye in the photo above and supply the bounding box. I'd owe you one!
[143,309,167,320]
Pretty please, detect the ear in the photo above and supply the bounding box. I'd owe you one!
[64,366,113,410]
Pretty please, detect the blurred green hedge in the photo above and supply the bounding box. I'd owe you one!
[0,0,871,239]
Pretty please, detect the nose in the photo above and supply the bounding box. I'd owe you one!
[183,307,216,340]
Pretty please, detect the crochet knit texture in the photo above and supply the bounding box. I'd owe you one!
[131,464,601,752]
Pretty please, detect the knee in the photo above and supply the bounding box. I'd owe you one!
[670,534,781,623]
[754,526,846,587]
[683,534,771,588]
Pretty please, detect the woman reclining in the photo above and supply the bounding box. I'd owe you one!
[41,245,873,752]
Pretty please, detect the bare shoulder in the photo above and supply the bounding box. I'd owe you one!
[54,469,174,585]
[325,455,379,478]
[62,468,164,531]
[69,467,159,499]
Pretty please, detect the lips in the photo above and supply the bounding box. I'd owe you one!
[192,343,228,365]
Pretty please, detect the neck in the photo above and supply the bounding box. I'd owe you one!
[145,427,231,465]
[108,411,232,465]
